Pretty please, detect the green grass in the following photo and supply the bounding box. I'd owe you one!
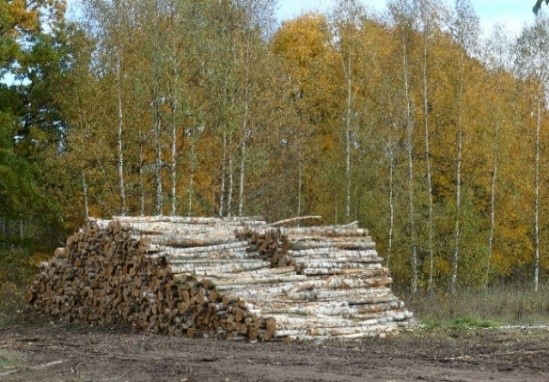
[0,350,21,371]
[421,317,501,330]
[398,283,549,330]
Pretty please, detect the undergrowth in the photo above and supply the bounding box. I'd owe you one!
[398,283,549,329]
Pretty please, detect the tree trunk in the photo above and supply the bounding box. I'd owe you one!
[297,150,303,228]
[403,30,417,294]
[227,147,234,218]
[534,101,541,292]
[386,141,395,269]
[451,72,464,295]
[344,52,353,224]
[154,96,163,216]
[421,5,435,292]
[219,131,227,217]
[115,51,127,216]
[187,133,196,217]
[485,68,503,287]
[82,172,89,220]
[238,136,246,217]
[169,94,178,216]
[139,130,146,216]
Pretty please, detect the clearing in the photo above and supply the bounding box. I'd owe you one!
[0,324,547,382]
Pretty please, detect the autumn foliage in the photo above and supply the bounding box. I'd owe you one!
[1,0,548,293]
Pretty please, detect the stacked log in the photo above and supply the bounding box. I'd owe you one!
[27,219,275,341]
[27,216,413,341]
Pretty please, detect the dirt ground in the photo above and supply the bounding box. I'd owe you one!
[0,324,547,382]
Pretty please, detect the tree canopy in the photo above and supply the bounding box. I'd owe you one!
[1,0,548,293]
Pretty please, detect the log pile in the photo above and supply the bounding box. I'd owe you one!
[27,216,413,341]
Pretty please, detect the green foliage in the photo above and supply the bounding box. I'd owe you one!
[0,0,548,296]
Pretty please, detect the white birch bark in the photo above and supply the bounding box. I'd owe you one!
[154,97,163,216]
[386,141,395,269]
[219,131,227,217]
[344,51,353,223]
[534,102,541,292]
[187,133,195,217]
[115,50,127,216]
[238,133,246,217]
[82,172,89,220]
[420,0,435,291]
[449,0,479,294]
[403,27,417,294]
[227,147,234,217]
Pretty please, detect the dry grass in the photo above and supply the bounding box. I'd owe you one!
[398,283,549,328]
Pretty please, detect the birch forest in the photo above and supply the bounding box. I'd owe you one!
[1,0,549,294]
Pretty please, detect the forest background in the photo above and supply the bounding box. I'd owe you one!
[1,0,548,322]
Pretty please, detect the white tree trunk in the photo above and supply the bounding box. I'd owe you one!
[421,5,435,292]
[403,31,417,294]
[139,132,145,216]
[344,53,353,223]
[451,78,464,295]
[534,102,541,292]
[227,147,234,217]
[154,98,163,216]
[187,136,195,217]
[297,151,303,227]
[219,131,227,217]
[169,83,178,217]
[82,172,89,220]
[485,70,502,287]
[386,142,395,269]
[115,51,127,216]
[238,135,246,217]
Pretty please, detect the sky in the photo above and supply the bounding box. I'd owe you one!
[275,0,538,37]
[62,1,540,38]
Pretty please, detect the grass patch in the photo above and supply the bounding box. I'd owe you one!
[397,283,549,329]
[0,350,21,371]
[422,317,500,330]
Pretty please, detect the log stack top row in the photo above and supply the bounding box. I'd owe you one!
[28,216,414,341]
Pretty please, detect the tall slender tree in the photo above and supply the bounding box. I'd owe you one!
[515,15,549,292]
[449,0,480,294]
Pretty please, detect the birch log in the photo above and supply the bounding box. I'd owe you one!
[27,216,414,341]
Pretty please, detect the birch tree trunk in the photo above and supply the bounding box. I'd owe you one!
[238,133,246,217]
[115,50,127,216]
[514,15,549,293]
[420,0,435,291]
[219,131,227,217]
[534,101,541,292]
[449,0,479,295]
[344,52,353,224]
[169,45,180,216]
[154,95,163,216]
[187,131,196,217]
[227,147,234,217]
[82,172,89,220]
[139,128,146,216]
[152,0,163,216]
[386,140,395,269]
[238,35,252,217]
[402,28,417,294]
[485,36,506,285]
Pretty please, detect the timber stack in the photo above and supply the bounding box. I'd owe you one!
[27,216,413,341]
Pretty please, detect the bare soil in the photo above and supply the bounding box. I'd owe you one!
[0,324,547,382]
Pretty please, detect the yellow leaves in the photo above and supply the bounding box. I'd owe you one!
[4,0,40,36]
[272,14,334,78]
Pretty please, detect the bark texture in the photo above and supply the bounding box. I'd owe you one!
[27,216,414,341]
